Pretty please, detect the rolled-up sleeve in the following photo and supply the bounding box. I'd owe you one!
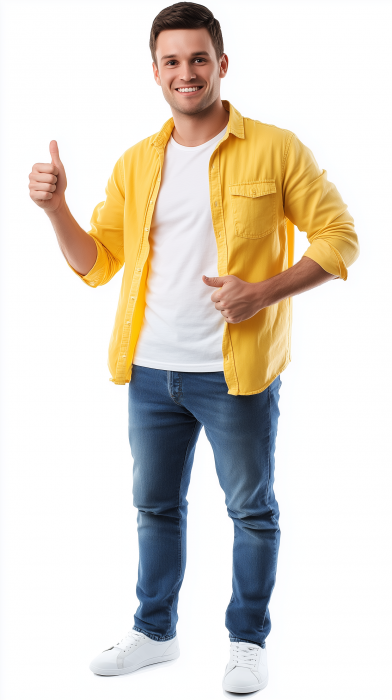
[282,132,360,280]
[66,155,125,287]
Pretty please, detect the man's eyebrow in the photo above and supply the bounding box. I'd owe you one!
[160,50,211,60]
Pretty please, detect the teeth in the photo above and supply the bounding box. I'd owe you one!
[177,87,201,92]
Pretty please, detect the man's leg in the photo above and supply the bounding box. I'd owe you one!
[177,371,282,649]
[128,364,203,641]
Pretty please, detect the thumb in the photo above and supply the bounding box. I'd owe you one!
[202,274,226,287]
[49,140,61,168]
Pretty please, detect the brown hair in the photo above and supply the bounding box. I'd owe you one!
[150,2,224,64]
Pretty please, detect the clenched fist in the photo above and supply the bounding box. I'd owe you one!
[28,140,67,213]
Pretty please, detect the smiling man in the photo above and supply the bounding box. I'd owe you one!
[29,1,359,694]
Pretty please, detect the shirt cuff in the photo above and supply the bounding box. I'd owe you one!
[65,236,102,287]
[302,239,348,281]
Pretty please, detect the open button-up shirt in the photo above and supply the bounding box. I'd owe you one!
[67,100,360,395]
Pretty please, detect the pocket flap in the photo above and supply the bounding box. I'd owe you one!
[229,181,276,198]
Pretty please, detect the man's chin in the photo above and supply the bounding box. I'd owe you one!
[174,103,207,116]
[165,91,212,116]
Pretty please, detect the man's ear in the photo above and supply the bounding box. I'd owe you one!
[152,62,161,86]
[219,53,229,79]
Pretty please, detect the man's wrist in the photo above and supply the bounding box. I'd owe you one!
[45,196,67,221]
[250,279,274,312]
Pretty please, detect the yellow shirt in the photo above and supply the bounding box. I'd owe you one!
[67,100,359,395]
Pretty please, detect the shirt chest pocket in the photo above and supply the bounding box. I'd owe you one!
[229,180,277,239]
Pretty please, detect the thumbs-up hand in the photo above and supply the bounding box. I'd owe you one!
[202,274,263,323]
[28,140,67,213]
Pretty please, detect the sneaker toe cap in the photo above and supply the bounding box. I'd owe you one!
[90,648,120,673]
[224,666,259,688]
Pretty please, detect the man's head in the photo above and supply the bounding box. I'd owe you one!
[150,2,228,116]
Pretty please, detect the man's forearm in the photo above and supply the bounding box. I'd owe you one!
[254,255,339,309]
[46,199,97,276]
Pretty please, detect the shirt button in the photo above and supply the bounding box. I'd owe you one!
[136,268,141,271]
[226,355,229,360]
[217,232,221,237]
[122,355,126,358]
[126,321,131,324]
[214,201,218,207]
[144,227,149,232]
[251,189,256,195]
[131,296,135,300]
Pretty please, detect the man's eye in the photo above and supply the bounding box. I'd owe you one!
[165,58,205,66]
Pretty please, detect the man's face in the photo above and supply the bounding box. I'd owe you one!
[152,28,228,115]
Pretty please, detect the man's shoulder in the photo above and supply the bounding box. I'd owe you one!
[120,131,159,162]
[242,115,294,144]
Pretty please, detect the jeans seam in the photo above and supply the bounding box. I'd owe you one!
[260,380,278,637]
[179,372,183,402]
[166,418,200,631]
[265,383,272,501]
[167,371,183,406]
[260,518,279,637]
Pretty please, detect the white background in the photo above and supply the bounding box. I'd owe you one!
[0,0,391,698]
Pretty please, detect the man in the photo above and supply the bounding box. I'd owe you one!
[28,2,359,693]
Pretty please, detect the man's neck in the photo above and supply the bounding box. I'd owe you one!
[171,97,229,147]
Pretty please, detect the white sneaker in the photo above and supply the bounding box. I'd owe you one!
[89,629,180,676]
[222,641,268,693]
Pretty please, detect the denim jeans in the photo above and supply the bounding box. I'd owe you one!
[128,365,282,649]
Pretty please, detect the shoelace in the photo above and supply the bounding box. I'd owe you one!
[230,642,259,670]
[114,629,146,652]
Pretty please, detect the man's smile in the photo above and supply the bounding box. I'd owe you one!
[175,86,204,93]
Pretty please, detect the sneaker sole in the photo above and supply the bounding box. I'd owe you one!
[90,648,180,676]
[222,675,268,693]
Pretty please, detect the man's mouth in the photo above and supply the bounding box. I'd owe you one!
[175,86,203,93]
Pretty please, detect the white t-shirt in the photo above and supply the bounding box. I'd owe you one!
[132,126,227,372]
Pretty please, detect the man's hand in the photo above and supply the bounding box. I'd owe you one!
[202,257,339,324]
[29,140,67,213]
[202,274,262,324]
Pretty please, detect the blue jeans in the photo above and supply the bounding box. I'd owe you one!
[128,365,282,649]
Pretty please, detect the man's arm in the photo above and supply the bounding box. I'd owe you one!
[29,141,98,275]
[46,198,98,276]
[254,255,338,308]
[29,140,125,288]
[282,132,360,280]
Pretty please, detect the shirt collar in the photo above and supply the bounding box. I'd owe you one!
[150,99,244,153]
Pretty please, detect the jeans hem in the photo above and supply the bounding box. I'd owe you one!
[229,635,266,649]
[133,625,177,642]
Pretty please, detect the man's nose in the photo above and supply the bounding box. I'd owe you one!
[180,62,197,82]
